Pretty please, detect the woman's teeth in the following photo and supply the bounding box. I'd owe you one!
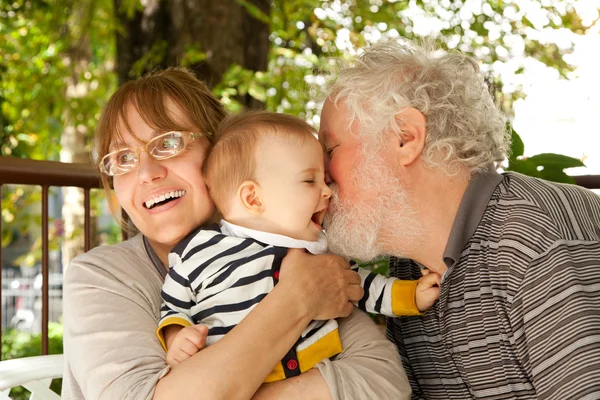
[145,190,185,209]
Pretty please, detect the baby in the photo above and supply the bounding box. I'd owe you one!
[158,111,440,382]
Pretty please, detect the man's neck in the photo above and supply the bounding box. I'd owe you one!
[390,166,470,276]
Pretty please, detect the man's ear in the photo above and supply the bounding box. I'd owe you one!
[393,107,426,167]
[238,180,264,215]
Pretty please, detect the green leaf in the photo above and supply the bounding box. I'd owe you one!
[234,0,270,24]
[508,124,524,162]
[507,159,540,178]
[537,169,575,184]
[526,153,585,170]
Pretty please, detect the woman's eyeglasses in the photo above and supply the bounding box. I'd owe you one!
[99,131,203,176]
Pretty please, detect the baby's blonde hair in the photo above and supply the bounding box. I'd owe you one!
[203,111,317,215]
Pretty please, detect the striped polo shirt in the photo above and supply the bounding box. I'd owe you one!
[387,168,600,400]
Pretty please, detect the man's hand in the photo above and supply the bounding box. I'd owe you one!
[415,272,441,312]
[164,324,208,366]
[278,248,363,321]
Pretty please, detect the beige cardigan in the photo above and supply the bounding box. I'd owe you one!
[61,234,411,400]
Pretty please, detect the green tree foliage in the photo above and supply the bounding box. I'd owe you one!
[0,0,593,258]
[1,0,118,259]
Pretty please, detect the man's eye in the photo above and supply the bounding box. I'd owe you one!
[326,145,338,156]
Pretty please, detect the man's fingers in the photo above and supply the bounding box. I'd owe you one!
[344,269,362,285]
[341,302,354,318]
[347,284,364,303]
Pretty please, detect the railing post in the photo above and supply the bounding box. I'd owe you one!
[84,188,91,252]
[0,183,3,360]
[41,185,49,355]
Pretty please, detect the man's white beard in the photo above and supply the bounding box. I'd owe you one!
[324,150,422,262]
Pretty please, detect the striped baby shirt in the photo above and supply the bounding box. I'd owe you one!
[159,222,420,382]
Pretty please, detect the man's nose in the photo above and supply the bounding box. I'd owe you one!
[137,152,166,184]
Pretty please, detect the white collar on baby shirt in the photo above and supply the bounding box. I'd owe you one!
[219,219,328,255]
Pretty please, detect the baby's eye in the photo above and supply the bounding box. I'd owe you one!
[304,179,315,184]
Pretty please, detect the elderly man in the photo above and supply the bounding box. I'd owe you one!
[320,40,600,400]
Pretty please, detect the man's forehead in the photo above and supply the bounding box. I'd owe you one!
[318,126,334,145]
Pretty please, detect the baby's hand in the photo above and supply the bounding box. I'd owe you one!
[165,325,208,366]
[415,272,441,312]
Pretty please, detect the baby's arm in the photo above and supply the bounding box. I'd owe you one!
[157,267,197,350]
[351,262,440,316]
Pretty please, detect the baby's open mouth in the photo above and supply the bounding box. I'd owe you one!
[311,208,327,229]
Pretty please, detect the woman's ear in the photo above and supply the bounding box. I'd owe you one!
[393,107,426,167]
[238,180,264,215]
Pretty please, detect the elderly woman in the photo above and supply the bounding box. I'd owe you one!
[61,68,411,400]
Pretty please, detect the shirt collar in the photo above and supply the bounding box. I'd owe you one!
[220,220,328,255]
[142,234,167,278]
[442,166,503,269]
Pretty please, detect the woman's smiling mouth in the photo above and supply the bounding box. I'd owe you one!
[144,190,186,209]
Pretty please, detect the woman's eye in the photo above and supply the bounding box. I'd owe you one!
[161,137,182,149]
[118,152,134,164]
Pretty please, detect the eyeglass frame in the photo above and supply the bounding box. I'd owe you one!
[98,131,204,177]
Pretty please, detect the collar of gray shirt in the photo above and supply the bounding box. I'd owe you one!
[441,166,503,278]
[142,235,168,279]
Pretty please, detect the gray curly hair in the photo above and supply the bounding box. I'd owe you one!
[327,40,510,175]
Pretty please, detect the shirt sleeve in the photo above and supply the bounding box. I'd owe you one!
[157,266,196,350]
[351,263,420,317]
[316,309,412,400]
[514,240,600,400]
[62,251,170,400]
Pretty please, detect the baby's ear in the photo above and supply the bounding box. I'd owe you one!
[238,180,263,215]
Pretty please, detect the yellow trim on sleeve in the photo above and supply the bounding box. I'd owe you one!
[264,363,287,383]
[263,328,343,383]
[156,317,193,351]
[391,280,422,316]
[297,328,343,373]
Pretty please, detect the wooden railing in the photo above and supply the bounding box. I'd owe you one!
[0,156,599,360]
[0,157,102,358]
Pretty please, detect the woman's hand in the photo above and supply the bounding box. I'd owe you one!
[278,248,363,320]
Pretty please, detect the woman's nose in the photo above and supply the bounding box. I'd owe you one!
[137,152,167,184]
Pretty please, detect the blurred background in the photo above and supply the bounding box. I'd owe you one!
[1,0,599,369]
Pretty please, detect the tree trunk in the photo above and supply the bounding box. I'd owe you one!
[114,0,270,108]
[60,2,96,270]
